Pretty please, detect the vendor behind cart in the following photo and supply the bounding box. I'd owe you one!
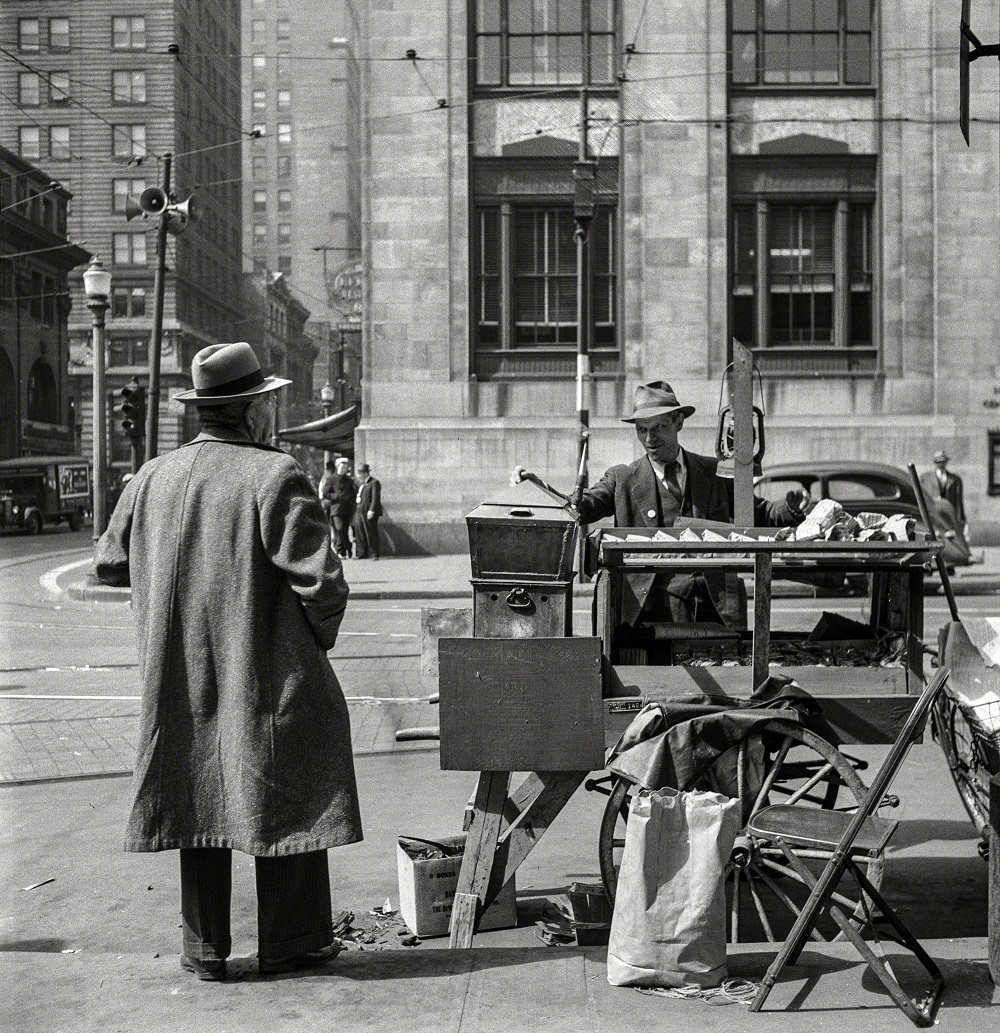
[513,381,808,630]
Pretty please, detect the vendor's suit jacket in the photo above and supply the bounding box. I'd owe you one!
[576,450,800,627]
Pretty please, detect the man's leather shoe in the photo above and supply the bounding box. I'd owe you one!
[258,941,342,975]
[180,955,227,981]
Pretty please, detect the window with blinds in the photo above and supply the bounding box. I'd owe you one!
[730,200,874,360]
[474,204,617,354]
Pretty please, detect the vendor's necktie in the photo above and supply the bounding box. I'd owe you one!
[664,462,682,503]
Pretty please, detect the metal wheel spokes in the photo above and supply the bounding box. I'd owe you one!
[598,720,884,944]
[932,692,991,837]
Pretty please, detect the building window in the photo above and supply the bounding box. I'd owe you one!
[252,19,266,43]
[277,123,292,145]
[277,155,292,178]
[277,189,291,212]
[18,127,41,160]
[49,72,70,104]
[989,432,1000,496]
[276,51,290,77]
[49,125,71,159]
[108,336,148,368]
[112,178,145,214]
[49,17,70,51]
[277,88,291,109]
[111,286,147,319]
[251,156,266,178]
[252,122,266,139]
[253,189,267,213]
[277,18,291,40]
[475,0,617,87]
[113,232,148,266]
[252,53,266,74]
[26,360,58,422]
[18,19,41,52]
[730,199,874,368]
[731,0,872,86]
[277,223,292,245]
[18,73,41,106]
[112,16,146,51]
[253,224,267,248]
[113,71,146,104]
[252,88,266,111]
[112,124,147,158]
[474,203,617,349]
[278,255,292,274]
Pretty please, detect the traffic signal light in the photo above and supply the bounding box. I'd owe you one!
[116,379,146,442]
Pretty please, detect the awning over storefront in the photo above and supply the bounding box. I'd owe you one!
[276,405,357,455]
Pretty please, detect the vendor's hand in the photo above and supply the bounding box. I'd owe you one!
[570,486,585,513]
[510,465,529,487]
[786,488,811,516]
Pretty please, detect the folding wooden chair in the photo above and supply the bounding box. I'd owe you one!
[746,667,951,1027]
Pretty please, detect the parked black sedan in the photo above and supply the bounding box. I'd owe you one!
[754,460,973,568]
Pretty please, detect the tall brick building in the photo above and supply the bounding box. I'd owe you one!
[0,1,244,473]
[354,0,1000,550]
[240,0,362,427]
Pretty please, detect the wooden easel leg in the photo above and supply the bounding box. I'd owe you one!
[449,770,509,948]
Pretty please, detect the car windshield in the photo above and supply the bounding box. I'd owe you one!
[755,475,814,504]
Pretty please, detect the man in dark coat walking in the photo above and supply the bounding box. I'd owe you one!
[322,457,357,558]
[352,463,382,559]
[96,342,362,981]
[515,381,806,628]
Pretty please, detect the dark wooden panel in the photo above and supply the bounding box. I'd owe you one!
[990,774,1000,986]
[439,637,605,771]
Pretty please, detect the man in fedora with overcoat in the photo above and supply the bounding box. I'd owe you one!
[96,341,362,980]
[517,381,806,629]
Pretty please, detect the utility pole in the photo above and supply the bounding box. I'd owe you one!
[145,152,171,460]
[573,88,596,579]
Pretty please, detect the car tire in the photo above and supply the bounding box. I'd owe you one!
[68,512,83,532]
[26,511,43,535]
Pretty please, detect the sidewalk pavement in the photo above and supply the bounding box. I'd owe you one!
[65,546,1000,603]
[1,743,995,1032]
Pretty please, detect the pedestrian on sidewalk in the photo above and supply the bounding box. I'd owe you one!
[352,462,382,560]
[95,341,363,982]
[327,457,357,558]
[921,449,970,542]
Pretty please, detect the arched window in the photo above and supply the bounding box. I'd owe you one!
[26,358,58,423]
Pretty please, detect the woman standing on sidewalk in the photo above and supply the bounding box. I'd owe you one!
[95,342,362,981]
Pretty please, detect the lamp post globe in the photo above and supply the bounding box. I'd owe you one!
[84,257,112,544]
[320,382,336,465]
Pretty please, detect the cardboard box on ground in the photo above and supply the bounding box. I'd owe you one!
[397,834,517,938]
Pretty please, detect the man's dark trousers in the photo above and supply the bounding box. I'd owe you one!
[354,515,380,559]
[180,848,333,961]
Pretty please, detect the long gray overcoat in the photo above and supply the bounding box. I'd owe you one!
[96,427,363,856]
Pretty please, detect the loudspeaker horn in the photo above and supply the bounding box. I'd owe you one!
[172,194,202,224]
[138,186,168,215]
[124,197,145,222]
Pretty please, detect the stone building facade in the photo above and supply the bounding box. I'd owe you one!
[0,147,89,459]
[354,1,1000,550]
[0,1,245,476]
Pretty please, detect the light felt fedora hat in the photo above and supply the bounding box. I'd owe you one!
[621,380,696,423]
[173,342,291,405]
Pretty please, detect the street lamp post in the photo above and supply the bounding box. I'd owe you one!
[320,381,335,467]
[83,257,112,544]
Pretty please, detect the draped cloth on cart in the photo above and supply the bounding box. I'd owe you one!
[606,676,821,798]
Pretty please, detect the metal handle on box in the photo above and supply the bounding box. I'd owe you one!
[505,586,534,611]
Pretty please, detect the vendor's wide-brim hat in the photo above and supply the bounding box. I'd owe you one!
[173,341,291,405]
[621,380,696,423]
